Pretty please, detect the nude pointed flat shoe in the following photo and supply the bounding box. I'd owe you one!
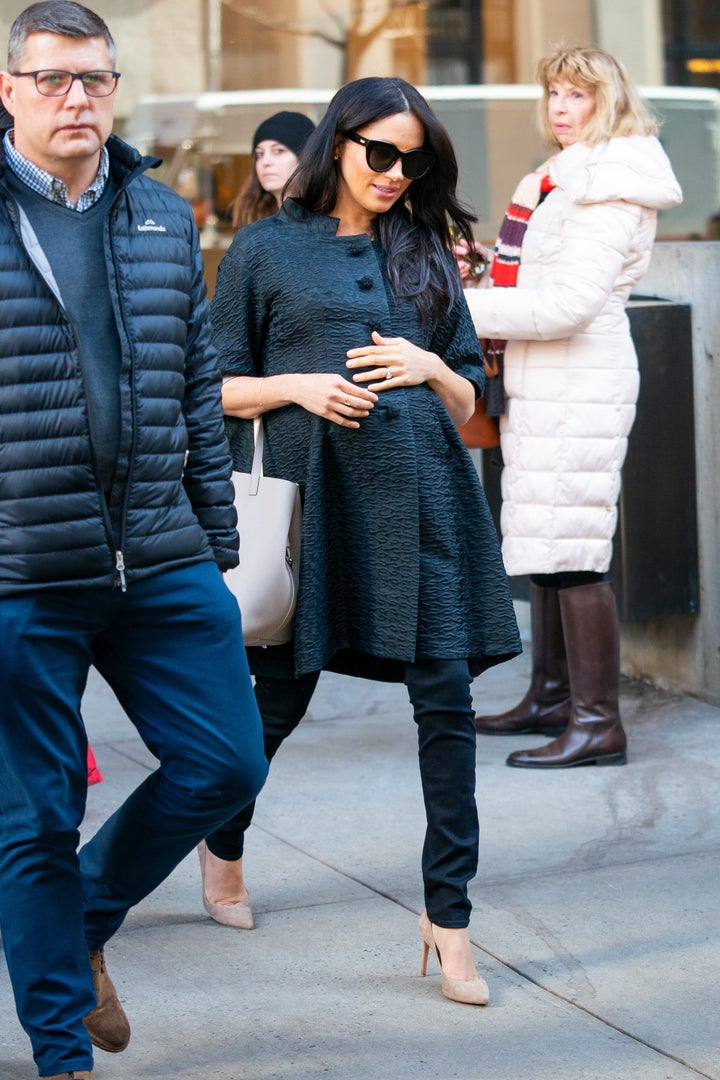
[197,840,254,929]
[418,910,489,1006]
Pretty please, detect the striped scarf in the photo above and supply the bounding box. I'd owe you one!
[484,169,555,416]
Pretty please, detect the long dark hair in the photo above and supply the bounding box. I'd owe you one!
[229,170,278,228]
[291,77,476,322]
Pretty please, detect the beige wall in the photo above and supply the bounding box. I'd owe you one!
[512,0,593,82]
[113,0,206,119]
[0,0,668,112]
[0,0,207,122]
[594,0,664,85]
[220,0,303,90]
[511,0,664,86]
[218,0,427,89]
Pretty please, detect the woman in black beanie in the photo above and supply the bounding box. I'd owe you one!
[230,110,315,227]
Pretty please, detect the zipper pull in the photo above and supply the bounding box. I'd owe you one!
[115,549,127,592]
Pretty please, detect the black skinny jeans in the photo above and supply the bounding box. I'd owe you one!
[206,658,479,928]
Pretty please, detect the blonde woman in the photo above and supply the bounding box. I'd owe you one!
[464,46,682,768]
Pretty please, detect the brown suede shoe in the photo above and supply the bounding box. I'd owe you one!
[83,948,131,1053]
[41,1072,92,1079]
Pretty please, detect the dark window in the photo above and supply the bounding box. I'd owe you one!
[426,0,484,84]
[663,0,720,89]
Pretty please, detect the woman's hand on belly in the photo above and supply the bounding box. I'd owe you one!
[346,331,475,425]
[293,372,377,428]
[346,331,439,391]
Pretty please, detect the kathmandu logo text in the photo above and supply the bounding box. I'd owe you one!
[137,218,167,233]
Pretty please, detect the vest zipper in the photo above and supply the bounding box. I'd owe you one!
[107,201,137,593]
[115,549,127,592]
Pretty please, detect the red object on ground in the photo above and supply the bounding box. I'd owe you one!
[87,746,104,786]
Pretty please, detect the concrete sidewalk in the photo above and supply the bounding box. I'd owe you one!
[2,617,719,1080]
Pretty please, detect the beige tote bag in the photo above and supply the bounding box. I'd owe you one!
[225,417,301,647]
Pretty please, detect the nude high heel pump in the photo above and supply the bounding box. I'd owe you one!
[197,841,254,929]
[418,910,489,1005]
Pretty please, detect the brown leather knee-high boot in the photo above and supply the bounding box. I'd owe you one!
[506,581,627,768]
[475,582,570,736]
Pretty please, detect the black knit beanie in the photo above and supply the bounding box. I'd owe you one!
[252,111,315,156]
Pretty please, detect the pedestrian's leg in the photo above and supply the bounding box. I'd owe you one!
[405,658,487,1005]
[0,593,99,1077]
[206,670,320,860]
[405,658,478,928]
[507,580,627,769]
[199,669,320,926]
[474,581,570,735]
[79,563,267,947]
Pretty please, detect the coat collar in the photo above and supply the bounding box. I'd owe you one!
[280,197,341,234]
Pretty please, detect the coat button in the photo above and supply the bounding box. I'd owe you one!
[357,275,373,290]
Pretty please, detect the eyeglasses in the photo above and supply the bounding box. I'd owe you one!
[343,131,435,180]
[10,69,121,97]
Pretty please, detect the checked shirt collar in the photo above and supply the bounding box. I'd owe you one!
[3,128,109,211]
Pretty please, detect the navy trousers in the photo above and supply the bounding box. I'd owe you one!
[0,562,267,1078]
[207,657,478,928]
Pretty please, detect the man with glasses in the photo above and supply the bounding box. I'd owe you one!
[0,3,267,1078]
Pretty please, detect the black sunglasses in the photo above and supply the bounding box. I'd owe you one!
[343,131,435,180]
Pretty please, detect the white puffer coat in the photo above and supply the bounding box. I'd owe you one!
[464,135,682,576]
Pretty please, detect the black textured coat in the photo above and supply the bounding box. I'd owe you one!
[212,200,520,679]
[0,134,238,594]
